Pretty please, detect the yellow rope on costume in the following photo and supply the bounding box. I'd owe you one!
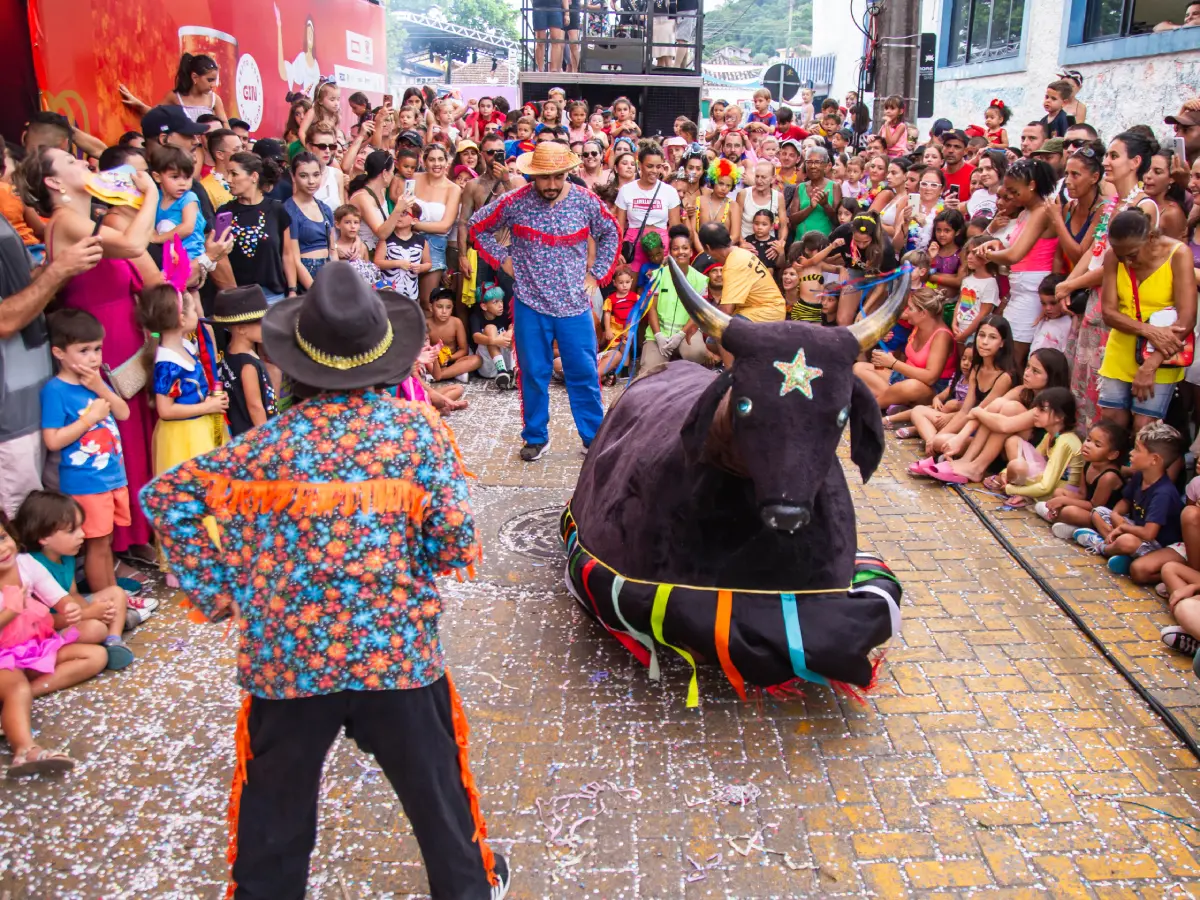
[225,694,254,900]
[445,672,498,887]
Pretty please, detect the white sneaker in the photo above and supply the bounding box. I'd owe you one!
[456,372,470,383]
[1034,501,1054,523]
[1051,522,1077,541]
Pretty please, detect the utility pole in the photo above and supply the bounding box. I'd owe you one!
[872,0,920,125]
[786,0,794,53]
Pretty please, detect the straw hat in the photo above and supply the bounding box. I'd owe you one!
[515,142,580,176]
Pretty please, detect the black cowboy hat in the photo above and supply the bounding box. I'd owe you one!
[262,262,426,391]
[209,285,269,325]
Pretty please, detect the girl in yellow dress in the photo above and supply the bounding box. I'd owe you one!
[137,285,229,476]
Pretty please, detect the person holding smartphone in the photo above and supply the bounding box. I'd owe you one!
[940,129,975,208]
[457,132,525,288]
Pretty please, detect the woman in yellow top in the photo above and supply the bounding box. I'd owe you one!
[999,386,1084,505]
[1097,209,1198,431]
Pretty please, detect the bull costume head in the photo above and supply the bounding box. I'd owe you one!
[561,260,908,698]
[672,256,908,533]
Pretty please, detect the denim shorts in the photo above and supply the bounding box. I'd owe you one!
[427,232,448,270]
[1097,375,1176,420]
[532,8,565,30]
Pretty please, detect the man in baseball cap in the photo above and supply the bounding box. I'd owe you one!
[1165,103,1200,165]
[141,105,208,147]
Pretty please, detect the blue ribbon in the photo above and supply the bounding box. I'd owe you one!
[614,270,662,385]
[780,592,830,686]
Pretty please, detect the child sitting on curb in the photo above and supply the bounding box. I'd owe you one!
[1071,423,1185,577]
[1038,421,1128,534]
[990,387,1082,506]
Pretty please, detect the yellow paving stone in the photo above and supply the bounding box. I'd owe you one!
[977,829,1036,885]
[859,862,910,899]
[851,831,937,860]
[1076,852,1162,880]
[904,859,995,889]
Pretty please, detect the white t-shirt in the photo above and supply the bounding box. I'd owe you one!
[954,274,999,332]
[616,180,681,230]
[17,554,69,608]
[966,189,997,219]
[1031,314,1075,353]
[285,53,321,96]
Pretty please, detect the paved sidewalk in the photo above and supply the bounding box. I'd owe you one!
[3,383,1200,898]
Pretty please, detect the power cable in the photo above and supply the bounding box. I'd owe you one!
[951,483,1200,762]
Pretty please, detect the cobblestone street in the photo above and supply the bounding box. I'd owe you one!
[4,382,1200,898]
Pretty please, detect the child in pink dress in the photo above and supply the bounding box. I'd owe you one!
[0,511,106,777]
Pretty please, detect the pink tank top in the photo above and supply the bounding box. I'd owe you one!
[1010,212,1058,273]
[906,325,956,379]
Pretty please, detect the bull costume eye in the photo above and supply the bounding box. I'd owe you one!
[837,407,849,428]
[735,397,753,417]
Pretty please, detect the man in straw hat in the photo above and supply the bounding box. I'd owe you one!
[469,141,621,461]
[141,263,510,900]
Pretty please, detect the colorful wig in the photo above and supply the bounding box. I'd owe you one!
[707,158,742,186]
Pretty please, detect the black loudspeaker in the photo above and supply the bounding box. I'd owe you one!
[641,84,702,139]
[580,40,646,74]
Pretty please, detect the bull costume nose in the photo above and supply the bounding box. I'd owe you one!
[761,503,812,532]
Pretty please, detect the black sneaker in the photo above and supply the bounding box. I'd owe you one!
[519,441,548,462]
[495,370,513,390]
[490,852,511,900]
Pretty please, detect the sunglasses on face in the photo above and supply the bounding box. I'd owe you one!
[581,151,599,158]
[309,142,337,151]
[1065,139,1087,148]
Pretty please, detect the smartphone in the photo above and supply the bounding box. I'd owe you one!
[948,184,960,198]
[404,179,416,197]
[383,94,393,108]
[214,210,233,238]
[908,192,921,210]
[1173,135,1188,162]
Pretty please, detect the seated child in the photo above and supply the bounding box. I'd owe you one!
[40,310,131,595]
[375,202,430,301]
[744,209,782,271]
[1030,273,1075,353]
[637,232,666,293]
[892,345,975,438]
[599,265,639,382]
[1038,420,1127,532]
[469,282,515,390]
[0,510,107,777]
[1072,422,1185,577]
[15,490,146,668]
[426,288,481,383]
[213,285,278,436]
[788,233,844,323]
[990,387,1083,505]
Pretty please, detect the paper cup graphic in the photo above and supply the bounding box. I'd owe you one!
[178,26,239,118]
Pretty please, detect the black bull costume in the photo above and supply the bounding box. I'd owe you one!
[561,258,909,706]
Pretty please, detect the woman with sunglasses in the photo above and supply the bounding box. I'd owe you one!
[1046,141,1105,270]
[577,140,605,190]
[1058,130,1161,428]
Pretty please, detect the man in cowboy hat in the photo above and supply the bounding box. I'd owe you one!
[141,263,510,900]
[468,142,621,461]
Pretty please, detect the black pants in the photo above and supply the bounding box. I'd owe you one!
[232,677,493,899]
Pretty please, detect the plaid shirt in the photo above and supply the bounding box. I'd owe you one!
[469,181,621,317]
[141,390,478,699]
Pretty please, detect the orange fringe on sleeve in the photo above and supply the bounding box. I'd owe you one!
[445,671,498,887]
[197,473,430,522]
[225,693,254,900]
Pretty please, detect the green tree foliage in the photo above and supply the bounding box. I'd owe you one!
[452,0,519,38]
[702,0,813,61]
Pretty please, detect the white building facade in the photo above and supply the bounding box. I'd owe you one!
[919,0,1199,140]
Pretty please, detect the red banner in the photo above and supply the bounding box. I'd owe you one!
[29,0,387,144]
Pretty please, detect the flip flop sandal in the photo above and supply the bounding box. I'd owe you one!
[8,745,75,778]
[908,457,937,477]
[982,475,1006,492]
[1002,496,1032,509]
[928,461,969,484]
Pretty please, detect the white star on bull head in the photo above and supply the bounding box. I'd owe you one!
[774,349,823,399]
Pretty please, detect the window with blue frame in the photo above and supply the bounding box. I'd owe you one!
[943,0,1026,66]
[1077,0,1185,40]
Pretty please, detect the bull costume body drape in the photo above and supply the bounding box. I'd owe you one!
[562,259,908,704]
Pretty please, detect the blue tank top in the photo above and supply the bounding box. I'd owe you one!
[284,197,334,254]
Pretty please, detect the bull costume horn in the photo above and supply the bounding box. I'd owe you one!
[668,257,730,339]
[847,263,914,350]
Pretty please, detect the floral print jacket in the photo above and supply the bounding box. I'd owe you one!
[141,390,478,699]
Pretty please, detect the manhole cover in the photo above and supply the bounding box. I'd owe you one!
[498,505,566,560]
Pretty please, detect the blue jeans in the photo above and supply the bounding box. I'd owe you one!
[512,300,603,446]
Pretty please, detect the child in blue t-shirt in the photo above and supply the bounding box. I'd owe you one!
[148,143,206,262]
[40,309,131,600]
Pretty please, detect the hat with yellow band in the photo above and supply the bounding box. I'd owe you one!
[262,261,426,390]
